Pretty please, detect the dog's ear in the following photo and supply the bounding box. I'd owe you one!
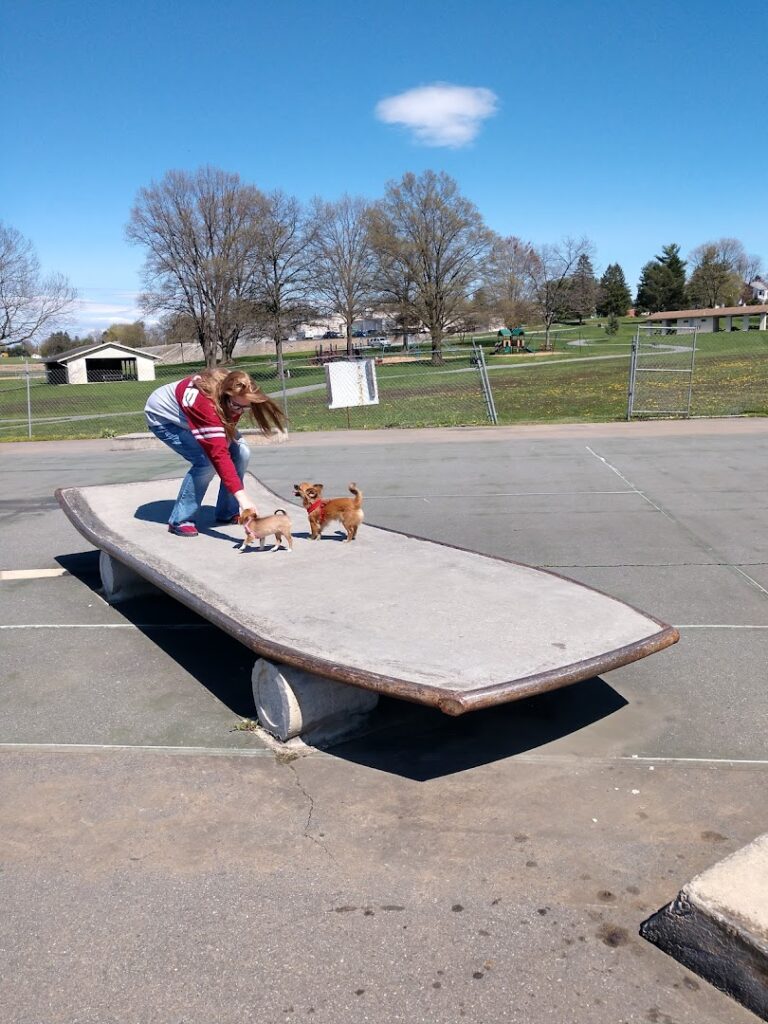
[313,484,324,494]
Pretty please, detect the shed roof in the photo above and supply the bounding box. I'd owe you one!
[646,304,768,321]
[43,342,161,365]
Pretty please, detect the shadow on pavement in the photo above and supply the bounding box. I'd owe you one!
[56,550,257,720]
[57,550,628,776]
[331,679,628,781]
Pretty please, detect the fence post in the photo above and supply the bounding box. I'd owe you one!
[25,359,33,438]
[473,341,498,424]
[627,332,638,420]
[279,361,289,429]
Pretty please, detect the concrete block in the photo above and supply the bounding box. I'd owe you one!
[252,658,379,746]
[641,832,768,1020]
[99,551,158,603]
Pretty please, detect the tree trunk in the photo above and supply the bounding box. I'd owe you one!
[346,320,353,357]
[430,327,443,365]
[220,329,239,364]
[199,327,217,368]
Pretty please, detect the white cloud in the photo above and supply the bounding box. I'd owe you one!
[375,83,499,147]
[74,292,147,335]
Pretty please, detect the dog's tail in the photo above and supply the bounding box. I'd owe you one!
[348,483,363,507]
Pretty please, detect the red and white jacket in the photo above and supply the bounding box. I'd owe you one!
[144,376,244,495]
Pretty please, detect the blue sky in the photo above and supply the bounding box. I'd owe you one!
[3,0,766,335]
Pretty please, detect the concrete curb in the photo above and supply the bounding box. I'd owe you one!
[640,832,768,1020]
[112,417,768,451]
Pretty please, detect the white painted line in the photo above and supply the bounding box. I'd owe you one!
[732,566,768,597]
[0,623,214,630]
[374,490,634,498]
[0,744,764,766]
[625,755,768,766]
[675,624,768,630]
[585,446,674,520]
[0,742,275,757]
[3,620,766,634]
[0,568,69,580]
[585,447,768,599]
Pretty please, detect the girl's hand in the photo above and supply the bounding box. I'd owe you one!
[234,489,257,515]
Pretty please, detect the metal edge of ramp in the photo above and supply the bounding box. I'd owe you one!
[55,478,680,716]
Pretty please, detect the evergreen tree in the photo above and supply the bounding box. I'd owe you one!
[635,243,687,312]
[605,314,620,336]
[39,330,75,357]
[658,243,687,305]
[568,253,597,323]
[597,264,631,317]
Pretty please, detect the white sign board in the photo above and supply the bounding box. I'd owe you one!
[325,359,379,409]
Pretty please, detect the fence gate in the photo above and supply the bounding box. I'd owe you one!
[472,340,498,424]
[627,326,697,419]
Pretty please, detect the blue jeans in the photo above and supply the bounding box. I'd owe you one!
[147,418,250,525]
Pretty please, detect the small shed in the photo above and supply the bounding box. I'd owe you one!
[43,342,160,385]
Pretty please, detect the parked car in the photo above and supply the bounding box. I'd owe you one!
[369,337,391,348]
[323,330,341,339]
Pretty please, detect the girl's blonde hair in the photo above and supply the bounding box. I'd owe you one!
[194,369,286,441]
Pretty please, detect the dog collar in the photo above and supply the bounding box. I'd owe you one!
[307,498,327,522]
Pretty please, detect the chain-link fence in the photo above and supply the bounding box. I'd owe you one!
[0,343,494,441]
[627,323,768,419]
[628,326,696,418]
[2,323,767,441]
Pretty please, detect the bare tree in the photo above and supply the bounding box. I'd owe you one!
[0,222,76,350]
[102,320,154,348]
[524,237,594,349]
[249,190,316,379]
[482,234,536,327]
[744,253,763,286]
[126,167,267,368]
[369,170,492,363]
[308,195,376,355]
[687,239,748,308]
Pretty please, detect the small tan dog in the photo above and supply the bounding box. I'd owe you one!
[237,508,293,552]
[293,482,363,541]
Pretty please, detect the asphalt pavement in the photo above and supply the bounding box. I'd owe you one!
[1,420,767,1024]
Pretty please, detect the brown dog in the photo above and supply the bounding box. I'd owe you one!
[238,508,293,552]
[293,482,363,541]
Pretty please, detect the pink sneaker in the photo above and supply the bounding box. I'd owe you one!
[168,522,198,537]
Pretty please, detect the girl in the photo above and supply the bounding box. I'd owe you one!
[144,369,286,537]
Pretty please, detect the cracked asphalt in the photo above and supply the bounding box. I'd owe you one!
[1,420,767,1024]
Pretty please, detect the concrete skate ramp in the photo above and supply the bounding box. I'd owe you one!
[56,475,679,715]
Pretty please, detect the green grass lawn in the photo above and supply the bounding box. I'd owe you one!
[2,323,766,440]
